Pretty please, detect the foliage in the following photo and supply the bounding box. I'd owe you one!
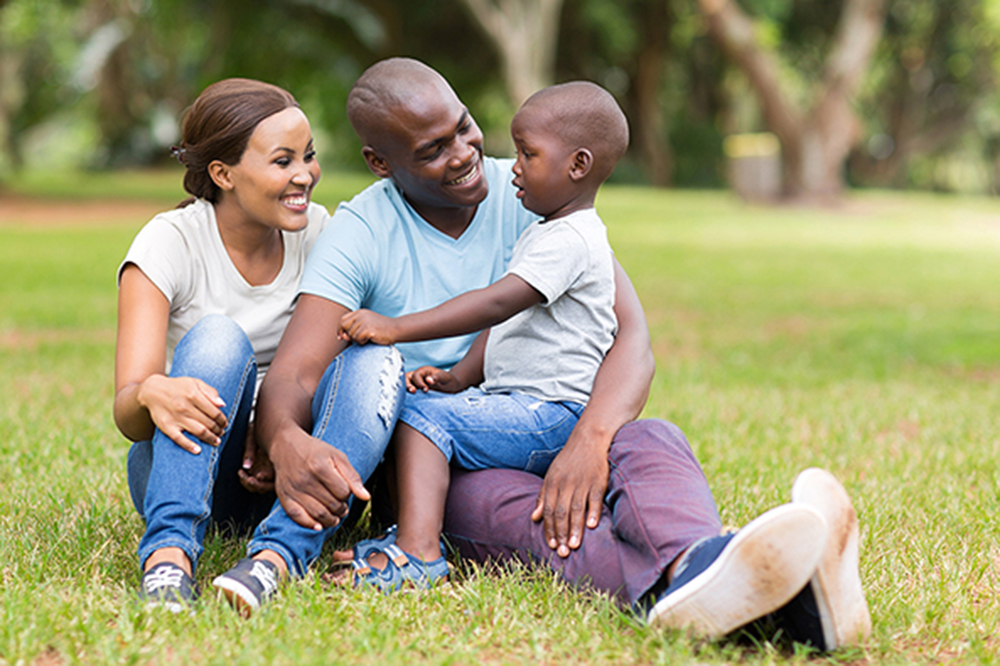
[1,179,999,663]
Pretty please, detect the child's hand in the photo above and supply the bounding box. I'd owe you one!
[406,366,463,393]
[338,309,398,345]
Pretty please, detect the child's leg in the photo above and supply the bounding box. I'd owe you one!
[393,423,451,563]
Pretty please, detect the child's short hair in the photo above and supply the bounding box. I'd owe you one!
[519,82,629,182]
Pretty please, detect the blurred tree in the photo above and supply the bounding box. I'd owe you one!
[849,0,1000,191]
[455,0,565,107]
[560,0,675,186]
[698,0,888,199]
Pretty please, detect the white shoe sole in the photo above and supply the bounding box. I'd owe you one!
[212,576,260,618]
[648,503,828,639]
[791,468,872,649]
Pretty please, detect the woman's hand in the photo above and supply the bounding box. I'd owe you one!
[406,366,462,393]
[239,424,275,493]
[136,374,228,455]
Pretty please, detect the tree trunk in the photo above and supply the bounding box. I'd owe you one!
[631,0,673,186]
[457,0,565,106]
[698,0,887,200]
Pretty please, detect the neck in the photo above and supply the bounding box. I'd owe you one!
[543,193,596,223]
[212,198,284,286]
[405,196,478,240]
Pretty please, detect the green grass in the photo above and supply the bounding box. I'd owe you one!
[2,176,999,664]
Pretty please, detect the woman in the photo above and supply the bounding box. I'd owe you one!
[115,78,401,612]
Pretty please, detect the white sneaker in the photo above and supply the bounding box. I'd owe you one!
[791,467,872,649]
[648,503,828,639]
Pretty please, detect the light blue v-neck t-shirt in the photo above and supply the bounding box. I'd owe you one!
[299,157,537,371]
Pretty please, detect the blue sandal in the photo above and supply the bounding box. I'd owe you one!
[351,525,398,564]
[353,543,450,593]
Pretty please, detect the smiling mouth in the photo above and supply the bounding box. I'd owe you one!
[446,163,479,186]
[282,193,309,208]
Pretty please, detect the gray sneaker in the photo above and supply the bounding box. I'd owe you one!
[212,558,280,618]
[648,504,828,639]
[139,562,198,613]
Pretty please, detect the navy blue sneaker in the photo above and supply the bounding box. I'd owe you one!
[648,504,828,639]
[212,558,280,618]
[139,562,198,613]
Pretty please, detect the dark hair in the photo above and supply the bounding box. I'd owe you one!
[174,78,298,206]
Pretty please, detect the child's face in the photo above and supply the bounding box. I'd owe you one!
[510,107,579,219]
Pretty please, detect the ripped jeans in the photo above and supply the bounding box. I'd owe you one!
[399,388,584,474]
[127,314,405,577]
[247,343,405,577]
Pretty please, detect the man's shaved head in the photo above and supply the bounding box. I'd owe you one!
[347,58,457,151]
[517,81,629,182]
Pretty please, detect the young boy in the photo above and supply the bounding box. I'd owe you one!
[338,81,628,590]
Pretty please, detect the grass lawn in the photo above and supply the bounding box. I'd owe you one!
[1,170,998,664]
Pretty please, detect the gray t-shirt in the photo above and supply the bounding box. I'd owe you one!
[482,207,617,405]
[118,198,329,398]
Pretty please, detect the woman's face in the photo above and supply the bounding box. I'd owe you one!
[220,107,321,232]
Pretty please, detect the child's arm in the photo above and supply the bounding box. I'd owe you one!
[338,274,542,345]
[407,331,488,393]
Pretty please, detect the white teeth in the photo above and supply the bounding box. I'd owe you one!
[284,195,307,206]
[448,164,478,186]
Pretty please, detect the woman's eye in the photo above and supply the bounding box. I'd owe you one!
[305,150,317,162]
[275,157,291,167]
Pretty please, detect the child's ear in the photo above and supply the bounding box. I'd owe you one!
[569,148,594,181]
[208,160,234,192]
[362,146,392,179]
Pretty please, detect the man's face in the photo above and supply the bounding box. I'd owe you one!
[375,83,489,214]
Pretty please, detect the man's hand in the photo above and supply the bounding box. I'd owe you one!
[238,425,275,494]
[338,309,399,345]
[406,366,463,393]
[270,429,371,531]
[530,440,609,558]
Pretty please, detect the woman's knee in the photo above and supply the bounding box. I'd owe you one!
[171,315,254,377]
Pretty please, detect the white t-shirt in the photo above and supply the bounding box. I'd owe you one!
[483,207,617,405]
[118,198,329,398]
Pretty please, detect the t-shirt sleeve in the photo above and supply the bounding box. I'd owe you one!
[507,224,588,306]
[117,217,192,304]
[298,204,376,311]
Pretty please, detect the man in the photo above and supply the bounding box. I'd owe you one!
[254,58,870,650]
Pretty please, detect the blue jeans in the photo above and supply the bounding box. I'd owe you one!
[247,343,405,577]
[399,388,584,475]
[127,315,269,571]
[127,315,405,576]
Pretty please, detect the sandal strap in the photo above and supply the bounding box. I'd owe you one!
[383,543,410,568]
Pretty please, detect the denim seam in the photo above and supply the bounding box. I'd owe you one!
[189,353,256,561]
[315,354,344,436]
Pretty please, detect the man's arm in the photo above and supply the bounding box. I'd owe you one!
[255,294,370,531]
[532,258,655,556]
[339,274,542,345]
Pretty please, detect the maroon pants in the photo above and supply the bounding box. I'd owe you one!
[444,419,722,605]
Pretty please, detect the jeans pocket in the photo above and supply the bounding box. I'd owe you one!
[524,448,562,476]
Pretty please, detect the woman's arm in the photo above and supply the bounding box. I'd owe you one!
[338,274,542,345]
[114,264,227,453]
[531,258,655,556]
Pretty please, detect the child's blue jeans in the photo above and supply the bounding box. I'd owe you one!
[398,387,584,474]
[127,315,404,576]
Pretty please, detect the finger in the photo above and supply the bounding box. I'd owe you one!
[243,434,257,469]
[166,428,202,455]
[330,549,354,563]
[531,492,545,523]
[181,415,222,446]
[540,486,560,550]
[567,490,587,550]
[190,386,228,432]
[280,497,325,531]
[586,486,604,529]
[332,455,370,502]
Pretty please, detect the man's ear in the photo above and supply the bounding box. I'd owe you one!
[569,148,593,181]
[362,146,392,179]
[208,160,234,191]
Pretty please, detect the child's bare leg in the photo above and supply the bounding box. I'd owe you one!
[393,423,450,562]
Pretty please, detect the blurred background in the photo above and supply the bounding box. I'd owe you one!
[2,0,999,199]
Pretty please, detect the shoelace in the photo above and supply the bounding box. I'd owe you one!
[249,561,278,594]
[144,567,185,593]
